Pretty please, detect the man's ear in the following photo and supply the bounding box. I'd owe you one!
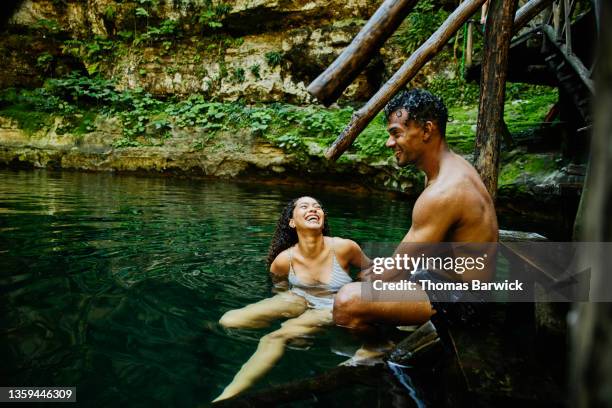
[422,121,434,142]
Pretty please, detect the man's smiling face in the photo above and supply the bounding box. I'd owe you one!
[385,109,426,167]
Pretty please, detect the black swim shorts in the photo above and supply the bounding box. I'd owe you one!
[409,269,488,328]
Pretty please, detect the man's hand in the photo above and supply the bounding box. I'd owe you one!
[357,265,375,282]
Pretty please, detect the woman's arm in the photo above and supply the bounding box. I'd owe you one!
[269,250,291,284]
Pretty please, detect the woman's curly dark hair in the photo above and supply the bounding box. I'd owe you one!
[266,197,331,268]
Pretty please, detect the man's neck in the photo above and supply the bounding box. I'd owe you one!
[296,232,326,258]
[418,140,450,185]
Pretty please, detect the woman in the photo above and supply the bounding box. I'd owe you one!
[214,196,369,401]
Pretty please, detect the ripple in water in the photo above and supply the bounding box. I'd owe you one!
[0,169,414,406]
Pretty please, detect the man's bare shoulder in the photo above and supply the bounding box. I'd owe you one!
[413,155,490,222]
[415,180,463,211]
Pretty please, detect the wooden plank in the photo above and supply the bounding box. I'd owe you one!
[325,0,487,161]
[541,24,595,93]
[307,0,419,106]
[323,0,550,161]
[473,0,519,199]
[513,0,555,32]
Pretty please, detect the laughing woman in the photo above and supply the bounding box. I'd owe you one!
[214,196,369,401]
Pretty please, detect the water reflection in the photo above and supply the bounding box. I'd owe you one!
[0,169,414,406]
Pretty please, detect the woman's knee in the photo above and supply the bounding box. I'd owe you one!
[333,283,364,328]
[219,310,252,328]
[261,329,290,345]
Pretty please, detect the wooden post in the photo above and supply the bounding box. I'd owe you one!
[554,0,563,39]
[564,0,572,53]
[466,21,473,67]
[473,0,519,199]
[571,2,612,406]
[307,0,419,107]
[325,0,487,161]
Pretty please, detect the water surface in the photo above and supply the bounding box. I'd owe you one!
[0,169,415,406]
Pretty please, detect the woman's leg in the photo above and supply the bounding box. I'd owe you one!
[219,291,308,329]
[214,308,333,402]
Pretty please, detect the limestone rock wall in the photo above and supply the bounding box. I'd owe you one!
[0,114,421,193]
[2,0,396,103]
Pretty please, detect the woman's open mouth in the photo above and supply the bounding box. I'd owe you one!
[305,214,320,224]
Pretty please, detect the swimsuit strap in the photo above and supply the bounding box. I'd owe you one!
[288,246,294,273]
[330,237,341,268]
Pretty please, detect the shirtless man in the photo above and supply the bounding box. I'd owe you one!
[333,89,498,330]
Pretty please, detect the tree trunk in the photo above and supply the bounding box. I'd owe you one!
[571,2,612,406]
[473,0,518,200]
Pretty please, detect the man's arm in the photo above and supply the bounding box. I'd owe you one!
[361,189,459,282]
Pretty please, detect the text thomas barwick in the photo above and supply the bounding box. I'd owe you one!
[372,279,524,291]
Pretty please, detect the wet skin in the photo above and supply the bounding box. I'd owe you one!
[215,197,368,401]
[333,109,499,330]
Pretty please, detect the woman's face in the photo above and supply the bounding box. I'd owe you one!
[290,196,325,232]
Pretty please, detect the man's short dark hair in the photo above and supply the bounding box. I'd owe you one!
[384,89,448,137]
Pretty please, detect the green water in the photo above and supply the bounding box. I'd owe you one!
[1,169,416,406]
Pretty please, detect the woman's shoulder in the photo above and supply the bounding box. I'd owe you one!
[329,237,361,255]
[270,249,291,277]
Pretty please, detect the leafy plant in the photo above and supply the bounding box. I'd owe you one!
[392,0,450,53]
[61,36,115,74]
[103,5,117,21]
[249,64,261,79]
[265,51,282,67]
[231,67,245,83]
[135,7,149,18]
[33,18,61,35]
[428,75,480,106]
[36,52,54,72]
[198,2,231,29]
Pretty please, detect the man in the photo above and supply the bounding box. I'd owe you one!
[333,89,498,330]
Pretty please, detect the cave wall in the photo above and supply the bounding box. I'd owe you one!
[1,0,452,103]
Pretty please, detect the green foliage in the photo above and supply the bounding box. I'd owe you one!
[504,86,558,134]
[61,36,115,74]
[0,105,53,135]
[36,52,54,72]
[103,5,117,21]
[33,18,61,35]
[231,67,245,83]
[0,66,559,158]
[249,64,261,79]
[353,113,389,159]
[392,0,450,53]
[499,153,560,188]
[443,85,557,154]
[44,74,119,107]
[118,30,134,41]
[198,2,231,29]
[265,51,282,67]
[135,7,149,18]
[428,76,480,107]
[137,19,180,44]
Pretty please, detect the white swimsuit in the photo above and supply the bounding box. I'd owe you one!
[287,239,353,309]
